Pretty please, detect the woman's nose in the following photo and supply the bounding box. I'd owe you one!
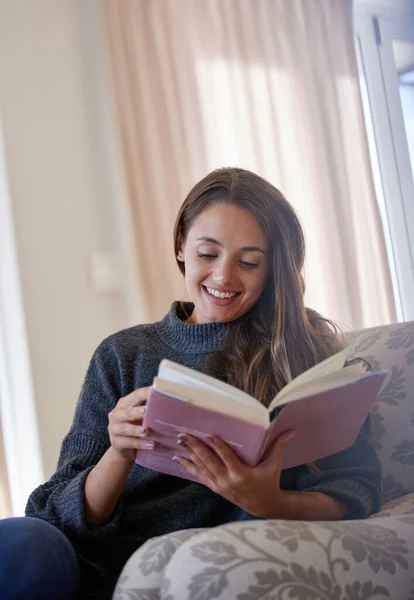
[213,261,234,285]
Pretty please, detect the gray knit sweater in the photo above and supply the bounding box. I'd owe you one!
[25,302,381,599]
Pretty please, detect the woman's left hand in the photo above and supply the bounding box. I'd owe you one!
[173,430,296,518]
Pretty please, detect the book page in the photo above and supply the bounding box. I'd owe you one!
[158,360,258,406]
[269,363,369,409]
[269,348,349,406]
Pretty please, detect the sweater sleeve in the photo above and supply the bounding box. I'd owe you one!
[25,338,124,540]
[294,416,381,519]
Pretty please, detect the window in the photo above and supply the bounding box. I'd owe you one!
[355,5,414,321]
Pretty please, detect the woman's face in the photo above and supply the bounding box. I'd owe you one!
[177,203,269,324]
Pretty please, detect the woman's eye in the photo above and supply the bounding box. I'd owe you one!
[197,253,258,269]
[198,253,217,261]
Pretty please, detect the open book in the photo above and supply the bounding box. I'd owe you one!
[135,319,414,482]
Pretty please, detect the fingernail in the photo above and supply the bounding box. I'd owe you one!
[139,427,148,436]
[141,407,146,415]
[177,435,188,448]
[172,456,180,463]
[145,441,155,449]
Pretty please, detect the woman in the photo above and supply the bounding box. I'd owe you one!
[0,168,381,599]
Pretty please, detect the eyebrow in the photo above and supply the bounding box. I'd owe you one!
[196,236,265,254]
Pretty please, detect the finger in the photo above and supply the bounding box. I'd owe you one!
[205,435,244,473]
[178,435,224,480]
[262,430,296,466]
[110,423,149,438]
[117,387,151,408]
[172,455,209,486]
[109,405,146,424]
[114,436,156,451]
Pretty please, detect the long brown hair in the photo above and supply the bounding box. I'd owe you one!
[174,168,343,406]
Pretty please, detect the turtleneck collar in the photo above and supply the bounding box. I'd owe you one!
[155,302,230,353]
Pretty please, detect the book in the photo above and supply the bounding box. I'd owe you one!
[135,320,414,482]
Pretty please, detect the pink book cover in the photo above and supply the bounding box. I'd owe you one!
[134,371,386,482]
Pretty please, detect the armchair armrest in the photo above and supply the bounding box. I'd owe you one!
[114,517,414,599]
[164,517,414,599]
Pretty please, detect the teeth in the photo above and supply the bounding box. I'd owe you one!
[206,287,238,299]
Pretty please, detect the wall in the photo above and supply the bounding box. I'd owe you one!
[0,0,133,481]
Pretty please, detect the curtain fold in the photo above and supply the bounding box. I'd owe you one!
[0,416,12,518]
[100,0,396,329]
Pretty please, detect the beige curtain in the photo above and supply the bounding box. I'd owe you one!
[0,416,12,518]
[100,0,396,329]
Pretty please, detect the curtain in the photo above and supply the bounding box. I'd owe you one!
[0,416,11,518]
[100,0,396,329]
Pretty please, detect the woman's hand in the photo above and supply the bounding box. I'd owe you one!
[108,387,154,462]
[173,431,295,518]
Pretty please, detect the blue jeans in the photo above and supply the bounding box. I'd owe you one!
[0,517,81,600]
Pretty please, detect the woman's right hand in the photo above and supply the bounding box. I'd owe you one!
[108,387,154,462]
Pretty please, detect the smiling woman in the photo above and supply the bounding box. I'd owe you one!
[1,167,381,600]
[176,203,269,324]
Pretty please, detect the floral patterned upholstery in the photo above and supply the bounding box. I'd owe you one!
[113,324,414,599]
[347,323,414,502]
